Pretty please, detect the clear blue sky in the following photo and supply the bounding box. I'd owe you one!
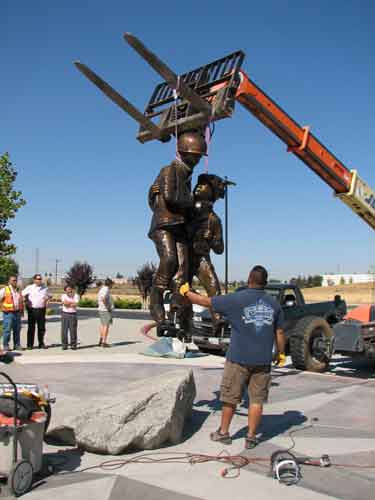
[2,0,374,281]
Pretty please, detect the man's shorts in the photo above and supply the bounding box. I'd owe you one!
[220,360,271,405]
[99,311,113,326]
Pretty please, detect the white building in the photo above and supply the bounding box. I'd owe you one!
[322,273,374,286]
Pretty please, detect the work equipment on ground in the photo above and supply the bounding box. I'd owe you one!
[0,373,53,497]
[270,450,302,486]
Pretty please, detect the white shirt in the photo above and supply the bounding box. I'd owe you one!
[61,293,79,313]
[22,284,51,308]
[0,285,22,310]
[97,286,114,312]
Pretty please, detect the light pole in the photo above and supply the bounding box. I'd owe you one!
[223,176,236,294]
[55,259,60,285]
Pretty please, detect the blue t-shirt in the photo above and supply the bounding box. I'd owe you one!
[211,288,284,366]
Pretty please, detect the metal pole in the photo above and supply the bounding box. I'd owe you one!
[223,177,236,294]
[35,248,39,274]
[224,181,228,294]
[55,259,59,285]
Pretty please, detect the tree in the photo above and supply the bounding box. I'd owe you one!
[339,276,346,285]
[115,272,124,279]
[311,275,323,287]
[0,256,19,284]
[65,261,95,296]
[134,262,156,308]
[0,153,26,257]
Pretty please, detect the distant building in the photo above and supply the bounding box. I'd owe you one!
[113,278,129,285]
[322,273,374,286]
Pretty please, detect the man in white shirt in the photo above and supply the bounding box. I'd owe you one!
[61,285,80,350]
[0,275,24,351]
[97,278,114,347]
[22,274,51,349]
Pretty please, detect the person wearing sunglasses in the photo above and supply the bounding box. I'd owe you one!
[22,274,51,349]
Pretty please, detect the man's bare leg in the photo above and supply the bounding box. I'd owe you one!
[248,403,263,438]
[220,403,236,434]
[102,325,109,343]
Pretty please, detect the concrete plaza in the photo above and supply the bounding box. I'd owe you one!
[1,309,374,499]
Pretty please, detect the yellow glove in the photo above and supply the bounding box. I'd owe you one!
[274,353,287,368]
[179,282,190,296]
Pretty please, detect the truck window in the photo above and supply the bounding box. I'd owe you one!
[281,289,297,306]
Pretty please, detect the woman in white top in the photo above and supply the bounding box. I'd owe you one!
[61,285,80,350]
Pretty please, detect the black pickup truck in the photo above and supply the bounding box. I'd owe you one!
[191,284,347,372]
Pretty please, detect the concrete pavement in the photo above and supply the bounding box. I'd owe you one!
[0,309,374,499]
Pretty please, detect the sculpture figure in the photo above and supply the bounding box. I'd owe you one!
[189,174,225,293]
[189,174,226,333]
[148,129,207,330]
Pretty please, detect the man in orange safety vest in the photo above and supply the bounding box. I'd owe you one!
[0,275,24,352]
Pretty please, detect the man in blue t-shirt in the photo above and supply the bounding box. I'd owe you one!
[180,265,286,449]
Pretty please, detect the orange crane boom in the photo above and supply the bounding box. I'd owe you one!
[235,70,375,230]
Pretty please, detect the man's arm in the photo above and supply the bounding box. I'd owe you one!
[180,284,212,308]
[275,328,286,355]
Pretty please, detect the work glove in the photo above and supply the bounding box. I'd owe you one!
[179,283,190,296]
[274,353,287,368]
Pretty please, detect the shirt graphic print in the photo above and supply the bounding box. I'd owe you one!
[242,299,274,332]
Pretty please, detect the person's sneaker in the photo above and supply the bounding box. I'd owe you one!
[27,346,33,350]
[210,429,232,445]
[98,339,103,347]
[245,436,259,449]
[102,343,111,348]
[2,346,10,353]
[71,346,77,350]
[13,345,22,351]
[39,344,48,349]
[62,346,68,350]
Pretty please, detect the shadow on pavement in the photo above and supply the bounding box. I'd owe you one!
[44,309,152,321]
[231,410,307,442]
[328,357,375,379]
[44,341,141,350]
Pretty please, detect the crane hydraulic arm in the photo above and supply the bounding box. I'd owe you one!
[235,70,375,230]
[75,34,375,230]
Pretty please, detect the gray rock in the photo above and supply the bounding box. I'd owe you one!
[47,369,196,454]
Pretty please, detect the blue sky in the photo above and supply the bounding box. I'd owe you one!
[2,1,374,281]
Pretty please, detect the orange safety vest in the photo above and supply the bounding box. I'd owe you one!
[2,286,23,313]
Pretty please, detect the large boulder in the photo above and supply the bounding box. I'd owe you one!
[47,369,196,454]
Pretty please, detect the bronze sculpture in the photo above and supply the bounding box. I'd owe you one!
[189,174,225,294]
[189,174,226,333]
[148,129,207,330]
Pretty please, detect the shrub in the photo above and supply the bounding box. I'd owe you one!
[79,297,98,308]
[114,297,142,309]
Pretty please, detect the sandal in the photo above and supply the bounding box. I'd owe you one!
[210,429,232,445]
[245,436,259,449]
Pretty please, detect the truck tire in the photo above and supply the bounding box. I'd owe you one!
[289,316,333,372]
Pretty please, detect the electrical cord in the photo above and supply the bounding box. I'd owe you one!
[48,450,270,479]
[46,419,375,481]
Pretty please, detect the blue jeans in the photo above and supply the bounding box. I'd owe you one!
[2,311,22,348]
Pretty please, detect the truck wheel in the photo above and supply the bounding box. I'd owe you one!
[289,316,333,372]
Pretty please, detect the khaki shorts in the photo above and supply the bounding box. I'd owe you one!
[220,360,271,405]
[99,311,113,326]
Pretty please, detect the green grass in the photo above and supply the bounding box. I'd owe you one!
[78,297,142,309]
